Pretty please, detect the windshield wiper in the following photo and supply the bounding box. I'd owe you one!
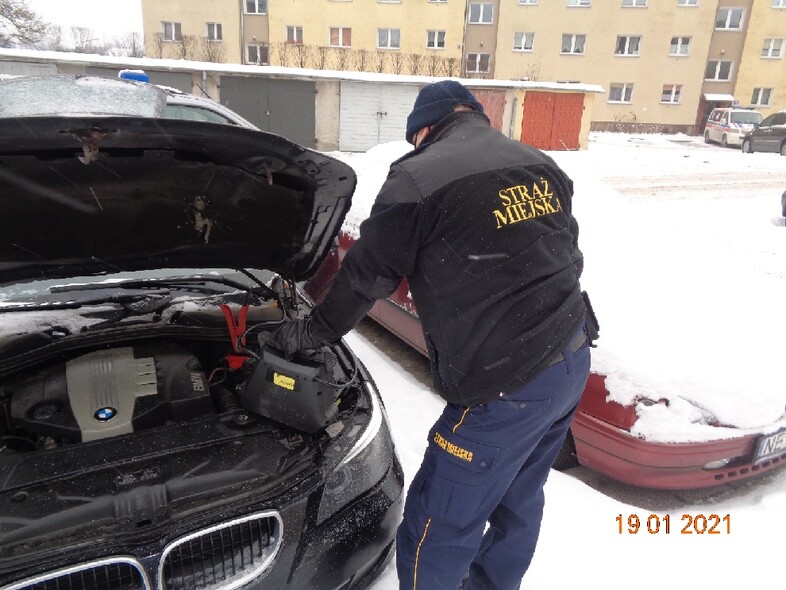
[0,289,172,313]
[50,273,277,301]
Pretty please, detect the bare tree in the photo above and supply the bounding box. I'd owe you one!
[42,24,65,51]
[148,32,165,59]
[373,51,389,73]
[175,34,197,60]
[519,61,542,81]
[442,57,461,78]
[351,48,372,72]
[0,0,46,47]
[70,26,95,53]
[199,36,226,63]
[290,42,312,68]
[389,51,406,75]
[333,47,350,71]
[408,53,424,76]
[313,45,331,70]
[118,32,144,58]
[425,53,442,77]
[273,41,291,67]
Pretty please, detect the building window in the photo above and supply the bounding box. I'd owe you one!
[622,0,647,5]
[567,0,591,6]
[660,84,682,104]
[751,88,773,106]
[286,26,303,44]
[518,0,539,4]
[715,7,743,29]
[669,36,691,55]
[514,32,535,51]
[161,22,181,42]
[329,27,352,48]
[246,43,269,65]
[609,83,634,103]
[245,0,267,14]
[377,28,400,49]
[428,0,448,2]
[561,34,586,54]
[761,38,784,58]
[427,30,446,49]
[615,35,641,55]
[677,0,697,4]
[705,60,732,81]
[466,53,490,72]
[206,22,222,41]
[468,3,494,23]
[773,0,786,7]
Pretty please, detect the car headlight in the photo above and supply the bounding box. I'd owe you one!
[317,381,394,525]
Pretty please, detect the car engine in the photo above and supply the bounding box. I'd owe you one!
[1,317,351,454]
[7,343,213,445]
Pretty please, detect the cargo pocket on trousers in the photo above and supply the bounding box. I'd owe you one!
[416,433,500,529]
[418,473,483,529]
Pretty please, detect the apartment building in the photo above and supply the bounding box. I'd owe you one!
[142,0,244,64]
[494,0,719,131]
[492,0,786,131]
[141,0,785,132]
[142,0,465,74]
[733,0,786,117]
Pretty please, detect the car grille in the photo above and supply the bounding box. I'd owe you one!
[3,512,282,590]
[3,557,149,590]
[159,512,282,590]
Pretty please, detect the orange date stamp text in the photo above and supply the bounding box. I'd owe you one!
[616,513,731,535]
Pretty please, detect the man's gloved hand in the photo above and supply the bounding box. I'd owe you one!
[263,317,327,359]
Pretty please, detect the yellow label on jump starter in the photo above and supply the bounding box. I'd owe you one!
[273,372,296,391]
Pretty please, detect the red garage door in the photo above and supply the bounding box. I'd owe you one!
[472,89,506,132]
[521,92,584,150]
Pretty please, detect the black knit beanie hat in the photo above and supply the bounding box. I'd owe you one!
[405,80,484,144]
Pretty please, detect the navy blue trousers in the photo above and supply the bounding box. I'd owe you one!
[396,336,590,590]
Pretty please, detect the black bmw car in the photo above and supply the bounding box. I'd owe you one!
[741,110,786,156]
[0,77,403,590]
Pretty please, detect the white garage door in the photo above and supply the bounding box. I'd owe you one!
[339,81,420,152]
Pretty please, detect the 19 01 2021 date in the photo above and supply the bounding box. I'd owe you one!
[616,514,731,535]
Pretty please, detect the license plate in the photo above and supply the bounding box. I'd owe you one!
[753,428,786,464]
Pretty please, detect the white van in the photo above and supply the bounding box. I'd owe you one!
[703,107,763,148]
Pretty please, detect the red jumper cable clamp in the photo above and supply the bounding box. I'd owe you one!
[220,304,251,370]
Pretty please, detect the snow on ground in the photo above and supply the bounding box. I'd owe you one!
[332,132,786,589]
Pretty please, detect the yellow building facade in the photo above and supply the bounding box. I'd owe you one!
[142,0,243,64]
[734,0,786,115]
[494,0,719,129]
[268,0,465,58]
[143,1,466,74]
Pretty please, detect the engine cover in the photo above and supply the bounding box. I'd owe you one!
[10,344,212,442]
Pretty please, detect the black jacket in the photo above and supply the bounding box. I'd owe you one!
[312,111,586,406]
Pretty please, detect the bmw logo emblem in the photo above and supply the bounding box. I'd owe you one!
[94,407,117,422]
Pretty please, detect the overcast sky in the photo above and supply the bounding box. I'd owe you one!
[27,0,143,37]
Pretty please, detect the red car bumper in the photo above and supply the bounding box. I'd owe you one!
[574,375,786,489]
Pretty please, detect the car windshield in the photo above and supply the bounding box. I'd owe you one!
[730,112,762,125]
[0,76,166,119]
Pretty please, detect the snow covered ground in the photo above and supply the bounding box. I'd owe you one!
[332,133,786,589]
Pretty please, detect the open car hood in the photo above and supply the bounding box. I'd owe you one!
[0,116,355,285]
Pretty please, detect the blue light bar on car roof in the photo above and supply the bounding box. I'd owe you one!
[118,69,149,83]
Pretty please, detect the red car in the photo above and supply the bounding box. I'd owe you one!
[306,232,786,490]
